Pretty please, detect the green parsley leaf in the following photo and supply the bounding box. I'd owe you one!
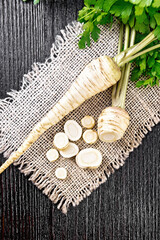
[103,0,118,12]
[152,0,160,8]
[154,26,160,39]
[136,11,148,24]
[91,25,101,41]
[150,16,156,28]
[139,56,147,71]
[131,68,142,81]
[139,0,153,7]
[152,61,160,76]
[78,30,91,49]
[99,13,113,25]
[154,13,160,25]
[129,14,135,27]
[95,0,105,10]
[135,6,144,16]
[110,0,133,23]
[147,56,155,67]
[135,21,150,33]
[84,0,96,7]
[136,77,155,87]
[127,0,141,4]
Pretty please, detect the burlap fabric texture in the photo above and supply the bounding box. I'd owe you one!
[0,21,159,213]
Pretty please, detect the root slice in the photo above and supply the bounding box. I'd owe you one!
[64,120,82,141]
[76,148,102,169]
[55,167,67,180]
[46,148,59,162]
[81,116,95,129]
[83,130,98,144]
[60,142,79,158]
[53,132,69,150]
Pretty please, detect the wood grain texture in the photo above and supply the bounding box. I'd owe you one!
[0,0,159,239]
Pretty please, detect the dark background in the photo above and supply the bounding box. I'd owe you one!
[0,0,159,239]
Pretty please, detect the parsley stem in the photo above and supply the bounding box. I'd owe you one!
[117,25,130,97]
[120,28,136,109]
[78,9,95,21]
[112,24,129,105]
[118,24,124,53]
[120,44,160,66]
[112,23,124,98]
[112,27,136,108]
[119,34,156,66]
[114,32,156,66]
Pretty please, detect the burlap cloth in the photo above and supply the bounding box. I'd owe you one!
[0,21,159,213]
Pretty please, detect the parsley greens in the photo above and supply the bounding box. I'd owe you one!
[131,36,160,87]
[78,0,160,88]
[78,0,160,48]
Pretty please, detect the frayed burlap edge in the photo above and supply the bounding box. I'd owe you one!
[0,21,159,214]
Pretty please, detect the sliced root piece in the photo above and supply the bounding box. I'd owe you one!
[60,142,79,158]
[64,120,82,141]
[53,132,69,150]
[81,116,95,129]
[46,148,59,162]
[55,167,67,180]
[76,148,102,169]
[83,130,98,144]
[98,107,130,142]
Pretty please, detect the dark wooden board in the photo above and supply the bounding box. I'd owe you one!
[0,0,159,239]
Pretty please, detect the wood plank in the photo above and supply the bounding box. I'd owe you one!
[0,0,159,239]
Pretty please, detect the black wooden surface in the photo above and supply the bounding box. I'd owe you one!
[0,0,160,239]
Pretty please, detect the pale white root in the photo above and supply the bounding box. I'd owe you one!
[76,148,102,169]
[0,56,121,174]
[60,142,79,158]
[64,120,82,141]
[81,116,95,129]
[83,130,98,144]
[46,148,59,162]
[98,107,130,142]
[55,167,67,180]
[53,132,69,150]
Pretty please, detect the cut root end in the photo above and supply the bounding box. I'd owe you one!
[98,107,130,143]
